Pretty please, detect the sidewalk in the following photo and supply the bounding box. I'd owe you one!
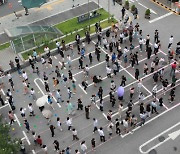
[0,1,99,44]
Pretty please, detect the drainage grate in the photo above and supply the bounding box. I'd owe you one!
[149,149,157,154]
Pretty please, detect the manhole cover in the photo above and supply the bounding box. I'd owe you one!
[158,136,165,142]
[149,149,157,154]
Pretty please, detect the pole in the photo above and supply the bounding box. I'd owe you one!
[108,0,110,22]
[88,0,90,30]
[98,0,100,24]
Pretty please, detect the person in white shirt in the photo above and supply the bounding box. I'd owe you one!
[152,85,157,98]
[22,71,28,82]
[150,61,155,73]
[57,117,62,131]
[72,128,79,140]
[154,42,158,55]
[67,55,72,68]
[102,37,108,49]
[93,118,98,133]
[20,107,26,118]
[123,46,129,54]
[55,41,60,49]
[168,35,173,49]
[137,79,142,93]
[80,141,87,153]
[44,46,50,53]
[118,104,123,119]
[98,127,105,142]
[28,103,35,116]
[66,117,72,130]
[139,38,143,52]
[106,66,112,78]
[30,88,36,101]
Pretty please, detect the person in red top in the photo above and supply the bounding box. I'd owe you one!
[36,135,42,146]
[170,62,177,76]
[8,111,14,125]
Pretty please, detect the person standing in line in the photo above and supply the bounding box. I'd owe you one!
[97,86,103,100]
[154,41,159,55]
[75,149,81,154]
[129,86,135,99]
[118,104,123,119]
[145,34,150,49]
[134,51,139,65]
[24,119,30,133]
[120,75,127,87]
[135,68,140,80]
[168,35,174,49]
[121,7,126,20]
[99,98,104,111]
[96,47,101,62]
[80,141,87,154]
[170,62,177,76]
[152,85,157,98]
[20,107,26,118]
[154,29,159,43]
[36,135,42,146]
[147,45,152,59]
[67,87,72,99]
[143,63,149,75]
[56,89,64,103]
[98,127,106,142]
[22,80,29,95]
[151,100,158,114]
[139,38,143,52]
[78,57,83,69]
[150,61,155,73]
[48,95,55,110]
[106,66,112,78]
[57,117,63,131]
[162,79,168,95]
[28,103,35,116]
[85,105,90,119]
[159,97,164,106]
[49,124,56,137]
[72,128,79,141]
[93,118,98,133]
[53,140,60,152]
[30,88,36,101]
[91,138,96,151]
[107,123,113,138]
[89,52,93,64]
[115,119,121,135]
[72,80,77,94]
[8,111,15,125]
[66,117,72,130]
[137,80,142,93]
[44,82,50,93]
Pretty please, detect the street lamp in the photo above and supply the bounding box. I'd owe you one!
[108,0,110,22]
[88,0,90,30]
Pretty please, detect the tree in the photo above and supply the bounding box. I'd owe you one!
[0,116,20,154]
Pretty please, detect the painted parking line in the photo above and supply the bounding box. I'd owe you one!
[78,84,87,94]
[0,104,9,109]
[139,121,180,154]
[73,60,106,76]
[14,114,21,126]
[138,2,157,14]
[149,12,173,23]
[34,78,61,108]
[22,131,31,145]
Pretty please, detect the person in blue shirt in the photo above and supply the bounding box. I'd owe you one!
[33,49,37,62]
[81,48,85,58]
[111,52,116,63]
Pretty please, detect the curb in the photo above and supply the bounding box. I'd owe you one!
[151,0,180,15]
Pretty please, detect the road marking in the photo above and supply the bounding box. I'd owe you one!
[149,12,173,23]
[54,56,57,59]
[139,121,180,154]
[34,78,61,108]
[138,2,157,14]
[0,104,9,109]
[22,131,31,145]
[78,84,87,94]
[1,89,5,95]
[73,60,106,76]
[14,114,21,126]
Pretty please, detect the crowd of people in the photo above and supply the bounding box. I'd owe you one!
[0,6,179,154]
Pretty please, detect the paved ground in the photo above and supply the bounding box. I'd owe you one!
[0,0,180,154]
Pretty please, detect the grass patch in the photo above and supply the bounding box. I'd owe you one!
[21,18,116,60]
[55,8,110,34]
[0,42,10,51]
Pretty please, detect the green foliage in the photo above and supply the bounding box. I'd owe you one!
[125,0,129,6]
[0,42,10,51]
[0,117,20,153]
[131,5,136,11]
[145,9,151,15]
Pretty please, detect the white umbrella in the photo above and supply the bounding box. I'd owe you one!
[36,95,48,107]
[42,109,52,119]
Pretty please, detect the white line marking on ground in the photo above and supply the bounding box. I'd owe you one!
[22,131,31,145]
[14,114,21,126]
[138,2,157,14]
[78,84,87,94]
[34,78,61,108]
[0,104,9,109]
[139,120,180,154]
[149,12,173,23]
[54,56,57,59]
